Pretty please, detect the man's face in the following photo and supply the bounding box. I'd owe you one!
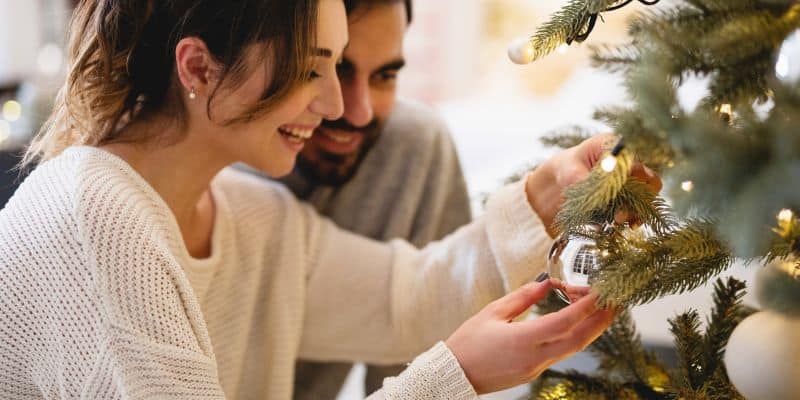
[297,2,407,185]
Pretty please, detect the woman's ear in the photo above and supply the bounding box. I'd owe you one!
[175,37,216,99]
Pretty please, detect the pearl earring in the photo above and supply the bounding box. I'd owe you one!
[189,86,197,100]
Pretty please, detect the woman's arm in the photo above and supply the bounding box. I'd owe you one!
[297,176,551,364]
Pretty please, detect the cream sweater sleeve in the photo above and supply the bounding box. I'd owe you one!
[298,178,551,398]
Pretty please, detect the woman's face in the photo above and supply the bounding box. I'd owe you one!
[209,0,348,176]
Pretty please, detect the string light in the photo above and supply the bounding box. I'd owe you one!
[774,208,795,240]
[778,208,794,224]
[718,103,733,124]
[681,180,694,192]
[600,155,618,172]
[557,43,570,55]
[2,100,22,122]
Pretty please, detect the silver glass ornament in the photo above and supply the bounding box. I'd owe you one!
[775,29,800,84]
[547,223,608,304]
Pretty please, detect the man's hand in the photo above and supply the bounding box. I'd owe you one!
[525,134,662,237]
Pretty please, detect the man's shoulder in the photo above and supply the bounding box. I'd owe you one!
[382,98,451,144]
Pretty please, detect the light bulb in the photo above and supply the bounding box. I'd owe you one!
[778,208,794,224]
[2,100,22,122]
[600,155,618,172]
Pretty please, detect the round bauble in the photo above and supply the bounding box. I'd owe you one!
[724,310,800,400]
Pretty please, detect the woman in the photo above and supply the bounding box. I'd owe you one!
[0,0,640,398]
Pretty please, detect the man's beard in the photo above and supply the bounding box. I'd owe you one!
[296,117,383,186]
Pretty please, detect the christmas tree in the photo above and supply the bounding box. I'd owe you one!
[507,0,800,398]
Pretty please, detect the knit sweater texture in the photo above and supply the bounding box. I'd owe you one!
[280,98,473,399]
[0,146,551,399]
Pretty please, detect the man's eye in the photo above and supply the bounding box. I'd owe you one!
[379,72,398,82]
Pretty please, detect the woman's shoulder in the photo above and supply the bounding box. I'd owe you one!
[214,166,300,213]
[0,146,176,286]
[4,147,172,243]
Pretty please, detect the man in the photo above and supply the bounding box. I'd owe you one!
[283,0,473,398]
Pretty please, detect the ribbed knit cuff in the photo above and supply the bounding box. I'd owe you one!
[380,341,477,399]
[484,177,552,291]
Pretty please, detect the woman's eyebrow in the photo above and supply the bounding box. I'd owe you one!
[313,48,333,57]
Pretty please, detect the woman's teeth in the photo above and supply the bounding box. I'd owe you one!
[279,126,314,142]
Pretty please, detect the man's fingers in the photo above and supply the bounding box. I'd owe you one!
[490,279,553,320]
[630,163,663,193]
[537,307,616,362]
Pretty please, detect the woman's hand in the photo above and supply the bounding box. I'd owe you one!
[526,134,662,237]
[445,279,616,394]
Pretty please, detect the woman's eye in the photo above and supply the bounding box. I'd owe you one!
[309,70,322,80]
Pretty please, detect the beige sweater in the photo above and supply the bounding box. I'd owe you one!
[0,146,552,399]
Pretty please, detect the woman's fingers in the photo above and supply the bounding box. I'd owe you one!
[490,279,553,321]
[537,307,617,362]
[517,292,600,340]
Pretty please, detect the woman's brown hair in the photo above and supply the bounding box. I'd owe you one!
[24,0,319,165]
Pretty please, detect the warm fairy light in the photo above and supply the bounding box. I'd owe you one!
[557,43,570,54]
[775,208,795,239]
[681,180,694,192]
[600,155,618,172]
[2,100,22,122]
[667,161,675,168]
[718,103,733,123]
[778,208,794,224]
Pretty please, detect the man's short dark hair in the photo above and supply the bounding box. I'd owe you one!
[344,0,413,24]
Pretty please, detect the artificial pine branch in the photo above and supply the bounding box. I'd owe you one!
[701,278,751,386]
[590,44,640,73]
[588,310,671,388]
[534,369,643,399]
[590,219,730,306]
[532,279,750,399]
[553,147,634,231]
[540,127,595,149]
[523,0,798,396]
[592,107,675,173]
[669,311,705,390]
[524,0,623,62]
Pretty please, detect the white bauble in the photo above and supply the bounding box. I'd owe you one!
[507,36,533,65]
[724,310,800,400]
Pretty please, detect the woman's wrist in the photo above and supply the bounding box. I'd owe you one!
[524,159,561,238]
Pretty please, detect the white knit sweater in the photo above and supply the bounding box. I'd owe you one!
[0,146,552,399]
